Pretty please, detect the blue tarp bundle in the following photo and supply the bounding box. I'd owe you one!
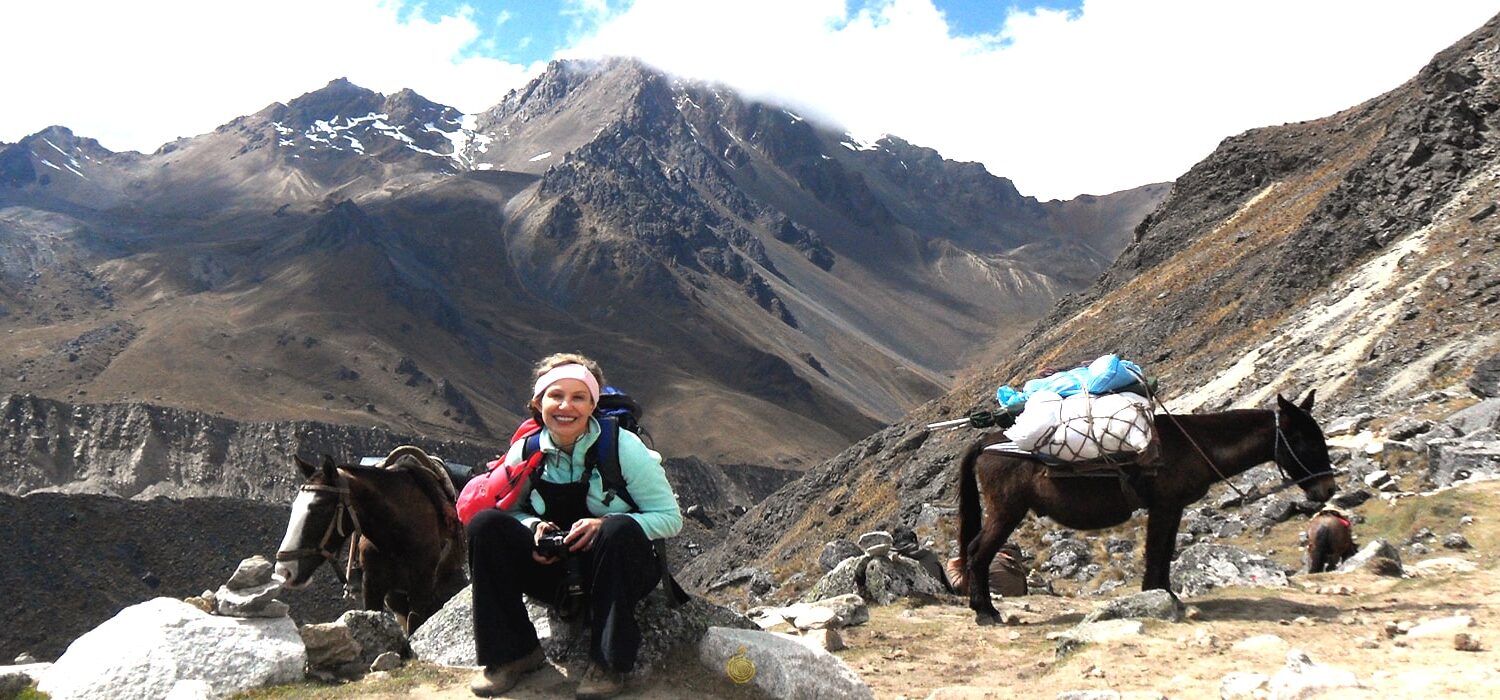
[995,354,1147,409]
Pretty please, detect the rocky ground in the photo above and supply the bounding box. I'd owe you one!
[205,477,1500,700]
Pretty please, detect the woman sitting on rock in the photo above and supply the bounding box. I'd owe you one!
[467,353,682,699]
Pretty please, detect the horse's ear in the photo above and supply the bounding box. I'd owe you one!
[1300,390,1316,413]
[320,454,338,479]
[294,455,317,479]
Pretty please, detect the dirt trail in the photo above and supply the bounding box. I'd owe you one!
[248,482,1500,699]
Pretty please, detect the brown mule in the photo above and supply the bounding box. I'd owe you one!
[275,453,468,633]
[956,393,1338,624]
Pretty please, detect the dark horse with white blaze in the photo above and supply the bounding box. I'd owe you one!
[274,451,467,632]
[957,392,1338,624]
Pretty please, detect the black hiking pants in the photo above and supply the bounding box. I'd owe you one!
[467,510,661,672]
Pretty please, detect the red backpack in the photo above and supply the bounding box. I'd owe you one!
[455,419,547,525]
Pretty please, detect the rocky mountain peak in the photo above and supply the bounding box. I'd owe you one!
[281,77,383,126]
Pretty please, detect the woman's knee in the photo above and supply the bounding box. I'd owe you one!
[596,514,647,546]
[468,510,533,551]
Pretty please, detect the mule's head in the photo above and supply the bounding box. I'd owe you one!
[1275,391,1338,503]
[274,455,352,589]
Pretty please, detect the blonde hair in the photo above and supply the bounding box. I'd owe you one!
[528,353,606,417]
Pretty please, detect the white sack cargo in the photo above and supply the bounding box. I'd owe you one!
[1003,391,1155,461]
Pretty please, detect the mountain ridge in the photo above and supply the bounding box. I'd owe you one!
[0,58,1163,471]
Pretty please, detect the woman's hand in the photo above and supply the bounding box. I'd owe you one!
[532,521,561,564]
[565,517,605,552]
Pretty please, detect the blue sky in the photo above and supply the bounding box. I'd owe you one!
[1,1,1495,199]
[412,1,1085,64]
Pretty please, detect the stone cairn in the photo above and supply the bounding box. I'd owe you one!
[187,554,290,618]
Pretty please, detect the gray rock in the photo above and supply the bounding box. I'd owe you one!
[818,540,863,572]
[1105,538,1135,554]
[1325,414,1372,436]
[1442,533,1472,549]
[698,627,873,700]
[856,531,893,558]
[369,651,402,672]
[804,555,867,602]
[338,610,406,667]
[1082,589,1184,624]
[37,597,304,700]
[1467,354,1500,398]
[1443,398,1500,435]
[1386,418,1434,441]
[1426,439,1500,488]
[1337,539,1404,576]
[1042,539,1093,579]
[410,584,755,674]
[408,586,476,666]
[1055,692,1120,700]
[863,554,947,605]
[215,582,289,618]
[300,622,361,671]
[1330,489,1372,509]
[803,594,869,627]
[1268,648,1364,699]
[226,555,276,589]
[914,504,956,543]
[708,566,776,596]
[1170,544,1291,597]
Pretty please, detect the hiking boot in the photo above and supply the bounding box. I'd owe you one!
[470,647,545,697]
[575,662,626,699]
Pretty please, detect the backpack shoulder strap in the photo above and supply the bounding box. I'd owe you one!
[522,431,543,462]
[592,416,638,511]
[593,416,690,606]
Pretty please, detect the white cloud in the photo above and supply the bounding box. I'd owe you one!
[562,0,1500,200]
[0,0,540,153]
[4,0,1496,200]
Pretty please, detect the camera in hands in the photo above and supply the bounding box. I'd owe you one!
[535,526,587,620]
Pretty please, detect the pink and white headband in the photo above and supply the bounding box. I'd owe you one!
[532,363,600,405]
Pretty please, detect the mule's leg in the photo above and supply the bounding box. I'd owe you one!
[967,508,1026,625]
[1141,506,1184,591]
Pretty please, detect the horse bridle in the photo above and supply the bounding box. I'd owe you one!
[274,471,365,591]
[1266,406,1337,493]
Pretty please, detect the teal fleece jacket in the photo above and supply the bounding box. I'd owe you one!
[501,417,683,540]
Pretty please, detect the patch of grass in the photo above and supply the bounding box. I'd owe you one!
[229,663,466,699]
[14,687,50,700]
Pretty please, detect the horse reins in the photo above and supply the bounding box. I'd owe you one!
[274,471,365,596]
[1154,397,1251,502]
[1159,401,1335,505]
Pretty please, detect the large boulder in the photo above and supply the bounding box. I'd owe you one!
[1082,589,1184,623]
[818,540,863,572]
[409,585,755,674]
[1169,544,1291,597]
[36,597,304,700]
[1442,398,1500,436]
[804,555,866,602]
[1466,355,1500,398]
[698,626,874,699]
[863,555,947,605]
[1426,439,1500,488]
[1336,539,1404,576]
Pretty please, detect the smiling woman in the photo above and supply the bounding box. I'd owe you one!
[465,352,683,699]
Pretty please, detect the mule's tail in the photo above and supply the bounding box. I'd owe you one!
[956,439,985,573]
